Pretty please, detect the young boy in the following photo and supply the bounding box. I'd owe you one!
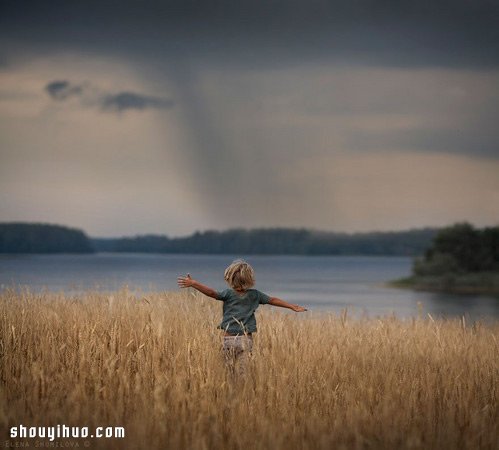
[177,259,307,372]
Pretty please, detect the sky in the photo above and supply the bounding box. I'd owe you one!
[0,1,498,237]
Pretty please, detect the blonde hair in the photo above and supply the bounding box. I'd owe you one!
[224,259,255,290]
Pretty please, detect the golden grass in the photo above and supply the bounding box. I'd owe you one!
[0,288,498,449]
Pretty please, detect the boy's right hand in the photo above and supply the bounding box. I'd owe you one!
[177,273,194,288]
[292,304,308,312]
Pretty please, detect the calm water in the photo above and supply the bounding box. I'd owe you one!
[0,253,498,320]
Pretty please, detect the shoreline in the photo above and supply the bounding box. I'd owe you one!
[389,274,499,296]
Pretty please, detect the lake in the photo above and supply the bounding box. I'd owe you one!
[0,253,497,320]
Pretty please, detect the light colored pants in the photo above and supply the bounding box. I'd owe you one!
[222,335,253,375]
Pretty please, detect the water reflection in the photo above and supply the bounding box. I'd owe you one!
[416,291,499,320]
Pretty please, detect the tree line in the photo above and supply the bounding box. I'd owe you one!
[0,223,94,253]
[9,222,496,258]
[92,227,438,255]
[4,222,496,259]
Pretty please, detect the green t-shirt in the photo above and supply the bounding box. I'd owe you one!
[216,288,271,334]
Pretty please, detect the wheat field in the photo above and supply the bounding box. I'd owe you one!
[0,288,497,449]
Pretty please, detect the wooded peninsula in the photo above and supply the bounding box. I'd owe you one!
[391,223,499,294]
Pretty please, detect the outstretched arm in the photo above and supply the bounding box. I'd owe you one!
[177,274,219,299]
[269,297,307,312]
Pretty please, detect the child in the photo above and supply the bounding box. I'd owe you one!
[177,259,307,373]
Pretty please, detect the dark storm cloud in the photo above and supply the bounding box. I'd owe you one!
[1,0,499,68]
[44,80,174,113]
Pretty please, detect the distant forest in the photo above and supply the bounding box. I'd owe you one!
[92,227,439,256]
[0,222,441,255]
[0,223,94,254]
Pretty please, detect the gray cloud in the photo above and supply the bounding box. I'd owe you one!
[101,92,174,112]
[45,80,84,101]
[44,80,174,112]
[348,127,499,159]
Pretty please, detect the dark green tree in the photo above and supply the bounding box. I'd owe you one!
[414,222,499,275]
